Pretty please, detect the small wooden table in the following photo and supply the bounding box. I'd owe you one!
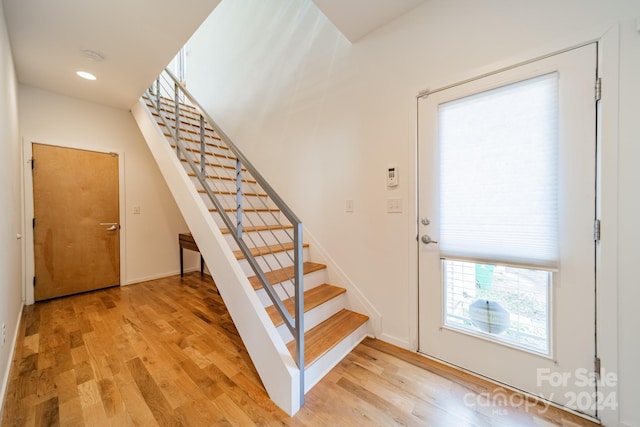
[179,233,204,277]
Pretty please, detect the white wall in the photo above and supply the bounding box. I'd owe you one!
[616,15,640,427]
[0,1,24,413]
[184,0,640,425]
[18,85,199,292]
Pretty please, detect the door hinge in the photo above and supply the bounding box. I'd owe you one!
[33,276,36,287]
[595,77,602,101]
[594,356,602,380]
[32,218,35,228]
[594,219,601,241]
[31,158,34,170]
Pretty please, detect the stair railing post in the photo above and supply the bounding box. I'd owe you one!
[155,77,161,112]
[294,222,304,406]
[199,115,206,180]
[174,81,181,159]
[236,159,243,240]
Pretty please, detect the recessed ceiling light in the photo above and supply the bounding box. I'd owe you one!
[76,71,97,80]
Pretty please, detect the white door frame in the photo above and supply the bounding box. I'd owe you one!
[408,26,620,426]
[22,139,127,305]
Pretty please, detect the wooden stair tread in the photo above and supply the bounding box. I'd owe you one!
[162,129,223,143]
[174,134,226,148]
[219,224,292,234]
[149,106,204,123]
[198,189,267,198]
[208,207,280,213]
[144,95,198,111]
[180,157,247,172]
[187,172,257,184]
[177,146,237,162]
[248,261,326,290]
[155,115,217,133]
[266,283,345,326]
[233,242,309,260]
[287,309,369,368]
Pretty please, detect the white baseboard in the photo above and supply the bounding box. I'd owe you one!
[378,333,412,350]
[124,267,200,286]
[0,304,24,418]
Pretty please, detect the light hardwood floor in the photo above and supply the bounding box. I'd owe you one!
[1,272,599,426]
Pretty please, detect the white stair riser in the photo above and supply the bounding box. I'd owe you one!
[237,247,309,277]
[303,322,369,394]
[276,293,347,344]
[223,229,295,250]
[255,269,328,306]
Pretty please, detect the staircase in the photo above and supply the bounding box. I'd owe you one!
[131,69,370,416]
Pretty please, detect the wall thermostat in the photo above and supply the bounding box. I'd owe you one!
[387,166,398,187]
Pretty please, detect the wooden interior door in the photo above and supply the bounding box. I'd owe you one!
[33,143,120,301]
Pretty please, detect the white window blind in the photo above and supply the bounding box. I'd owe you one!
[438,73,559,269]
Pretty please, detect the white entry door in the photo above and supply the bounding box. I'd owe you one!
[418,44,598,417]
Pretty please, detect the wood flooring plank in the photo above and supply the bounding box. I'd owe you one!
[74,360,94,385]
[175,398,230,427]
[336,376,417,426]
[24,305,41,337]
[34,396,59,427]
[126,357,182,426]
[112,373,159,426]
[97,378,123,419]
[213,394,257,426]
[23,334,40,356]
[77,380,109,426]
[56,396,84,427]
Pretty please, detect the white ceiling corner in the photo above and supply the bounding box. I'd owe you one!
[312,0,427,43]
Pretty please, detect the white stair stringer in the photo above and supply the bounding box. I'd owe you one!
[131,100,302,416]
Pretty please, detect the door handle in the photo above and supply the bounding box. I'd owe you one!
[100,222,119,231]
[421,235,438,244]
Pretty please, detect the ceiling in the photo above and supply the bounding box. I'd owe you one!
[2,0,426,110]
[313,0,426,42]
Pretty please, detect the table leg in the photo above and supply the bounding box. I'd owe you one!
[180,247,184,277]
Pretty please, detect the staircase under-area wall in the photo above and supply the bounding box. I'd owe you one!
[131,69,371,416]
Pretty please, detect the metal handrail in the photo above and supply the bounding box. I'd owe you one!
[143,68,305,406]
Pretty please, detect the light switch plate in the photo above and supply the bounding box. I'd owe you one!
[346,199,354,213]
[387,198,402,213]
